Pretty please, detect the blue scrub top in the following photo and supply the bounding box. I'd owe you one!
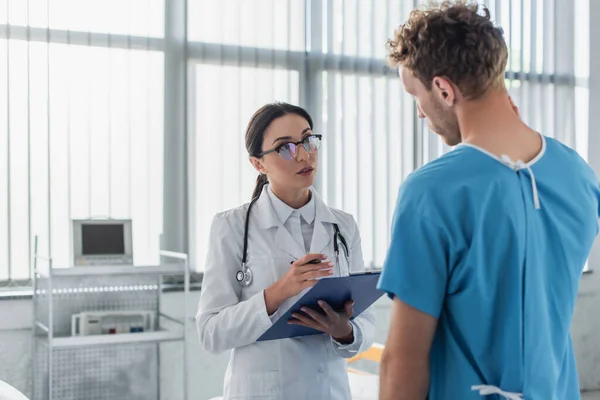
[378,135,600,400]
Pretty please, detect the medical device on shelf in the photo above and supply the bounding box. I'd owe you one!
[72,218,133,266]
[71,310,155,336]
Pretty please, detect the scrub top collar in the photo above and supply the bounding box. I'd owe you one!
[458,133,546,210]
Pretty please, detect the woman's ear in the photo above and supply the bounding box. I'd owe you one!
[249,156,267,175]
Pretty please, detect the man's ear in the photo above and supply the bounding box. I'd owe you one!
[249,156,267,175]
[432,77,456,107]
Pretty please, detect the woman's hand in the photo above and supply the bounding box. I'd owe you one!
[289,300,355,344]
[264,254,334,315]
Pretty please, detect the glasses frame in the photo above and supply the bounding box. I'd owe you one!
[256,134,323,160]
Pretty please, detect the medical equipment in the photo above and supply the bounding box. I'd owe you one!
[33,246,190,400]
[71,310,155,336]
[236,196,350,286]
[71,218,133,266]
[333,223,350,275]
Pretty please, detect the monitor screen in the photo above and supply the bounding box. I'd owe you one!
[81,224,125,255]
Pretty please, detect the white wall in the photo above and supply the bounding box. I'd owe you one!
[1,284,599,400]
[576,0,600,391]
[0,292,394,400]
[574,273,600,391]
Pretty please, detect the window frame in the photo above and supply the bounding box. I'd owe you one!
[0,5,169,287]
[0,0,590,287]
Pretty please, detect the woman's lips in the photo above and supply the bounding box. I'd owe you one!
[297,167,314,176]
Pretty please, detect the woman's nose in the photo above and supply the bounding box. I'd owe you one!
[295,144,310,161]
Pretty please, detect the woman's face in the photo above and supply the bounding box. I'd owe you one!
[250,114,319,192]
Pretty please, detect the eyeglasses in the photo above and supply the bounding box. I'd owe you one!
[257,134,322,161]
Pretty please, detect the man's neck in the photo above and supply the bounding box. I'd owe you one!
[457,91,542,163]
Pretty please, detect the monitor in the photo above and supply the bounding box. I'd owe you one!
[72,219,133,266]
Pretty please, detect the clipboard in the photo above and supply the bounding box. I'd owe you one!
[257,271,383,342]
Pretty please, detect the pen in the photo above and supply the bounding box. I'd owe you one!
[290,259,322,265]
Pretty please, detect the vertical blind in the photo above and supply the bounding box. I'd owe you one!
[188,0,416,271]
[317,0,416,268]
[0,0,591,281]
[416,0,590,270]
[188,0,305,269]
[190,0,589,273]
[0,0,165,283]
[419,0,589,164]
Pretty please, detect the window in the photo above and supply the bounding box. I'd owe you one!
[1,0,590,281]
[419,0,589,164]
[190,0,590,272]
[2,0,164,37]
[188,1,307,270]
[417,0,591,270]
[190,64,299,266]
[188,0,416,271]
[319,72,414,267]
[0,1,164,283]
[188,0,305,51]
[316,0,416,268]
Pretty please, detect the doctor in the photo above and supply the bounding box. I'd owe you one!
[196,102,375,400]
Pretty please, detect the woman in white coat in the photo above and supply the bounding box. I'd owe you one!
[196,102,376,400]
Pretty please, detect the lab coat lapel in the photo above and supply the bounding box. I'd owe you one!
[309,190,337,254]
[254,186,305,260]
[275,226,306,260]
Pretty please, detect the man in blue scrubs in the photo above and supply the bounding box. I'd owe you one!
[378,3,600,400]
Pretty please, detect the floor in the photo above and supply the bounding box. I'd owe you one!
[583,392,600,399]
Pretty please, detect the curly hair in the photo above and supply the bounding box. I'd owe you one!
[387,1,508,100]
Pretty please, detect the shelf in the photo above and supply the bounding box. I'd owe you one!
[39,264,184,278]
[32,250,190,400]
[38,328,184,348]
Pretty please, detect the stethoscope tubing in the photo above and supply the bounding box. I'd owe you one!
[236,196,349,286]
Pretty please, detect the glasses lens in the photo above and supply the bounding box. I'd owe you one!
[303,135,321,153]
[278,143,297,160]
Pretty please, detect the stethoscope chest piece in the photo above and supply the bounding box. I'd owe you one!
[237,194,349,287]
[236,263,253,286]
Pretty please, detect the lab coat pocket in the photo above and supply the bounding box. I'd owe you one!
[229,370,281,399]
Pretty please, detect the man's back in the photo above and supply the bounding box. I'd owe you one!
[378,135,600,399]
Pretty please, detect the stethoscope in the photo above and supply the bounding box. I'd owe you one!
[236,195,350,287]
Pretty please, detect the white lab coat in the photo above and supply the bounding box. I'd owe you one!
[196,186,376,400]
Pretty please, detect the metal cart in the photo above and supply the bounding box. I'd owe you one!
[32,251,190,400]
